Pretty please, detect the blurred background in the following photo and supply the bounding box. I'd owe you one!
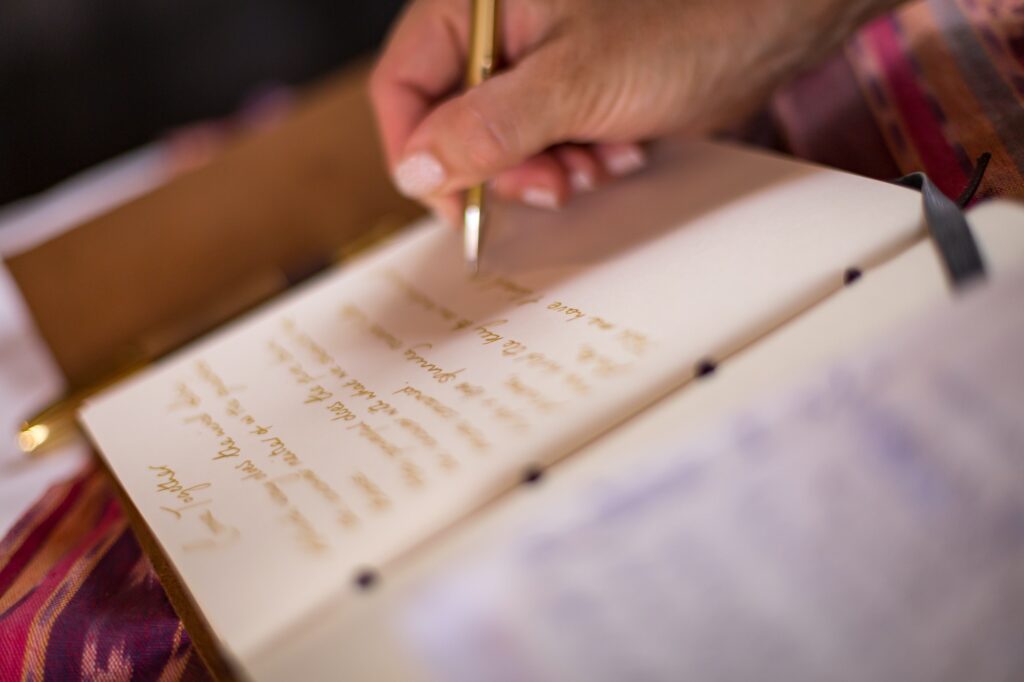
[0,0,407,206]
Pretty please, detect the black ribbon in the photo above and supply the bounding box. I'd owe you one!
[893,153,990,290]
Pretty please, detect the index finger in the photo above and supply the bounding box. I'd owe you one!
[370,0,471,167]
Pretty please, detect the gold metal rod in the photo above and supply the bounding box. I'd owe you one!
[463,0,500,275]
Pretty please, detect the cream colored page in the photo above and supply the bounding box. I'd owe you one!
[79,140,923,662]
[553,200,1024,471]
[401,262,1024,682]
[246,202,1024,682]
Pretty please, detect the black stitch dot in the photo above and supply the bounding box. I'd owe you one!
[695,359,717,378]
[522,466,544,485]
[355,569,379,591]
[844,268,863,286]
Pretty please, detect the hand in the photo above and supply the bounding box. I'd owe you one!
[371,0,903,223]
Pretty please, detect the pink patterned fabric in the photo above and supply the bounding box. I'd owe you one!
[0,467,210,680]
[774,0,1024,201]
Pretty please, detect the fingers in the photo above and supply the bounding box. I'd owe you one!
[593,142,648,178]
[391,51,569,199]
[369,0,469,167]
[557,145,602,194]
[370,0,652,216]
[491,153,572,210]
[490,146,599,208]
[426,140,648,228]
[490,142,649,210]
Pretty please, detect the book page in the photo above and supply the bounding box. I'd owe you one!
[245,203,1024,682]
[542,199,1024,472]
[401,261,1024,682]
[79,140,924,663]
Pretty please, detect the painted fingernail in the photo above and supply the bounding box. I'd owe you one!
[394,152,446,197]
[570,170,596,193]
[522,187,561,210]
[605,147,647,177]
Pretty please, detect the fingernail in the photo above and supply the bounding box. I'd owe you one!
[522,187,561,210]
[394,152,446,197]
[570,170,596,193]
[605,147,647,177]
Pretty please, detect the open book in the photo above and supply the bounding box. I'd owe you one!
[78,140,1022,679]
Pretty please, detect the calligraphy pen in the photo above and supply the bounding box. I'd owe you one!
[463,0,500,274]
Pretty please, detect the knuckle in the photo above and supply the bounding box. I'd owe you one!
[458,100,517,173]
[539,53,587,134]
[546,45,618,137]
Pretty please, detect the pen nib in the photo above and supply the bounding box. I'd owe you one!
[463,202,482,275]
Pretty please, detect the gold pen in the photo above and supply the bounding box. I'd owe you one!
[463,0,500,274]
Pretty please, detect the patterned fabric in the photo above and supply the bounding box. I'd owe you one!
[0,467,211,681]
[774,0,1024,201]
[1,1,1022,679]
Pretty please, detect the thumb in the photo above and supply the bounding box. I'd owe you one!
[391,54,570,198]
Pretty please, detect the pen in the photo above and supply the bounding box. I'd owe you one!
[463,0,500,274]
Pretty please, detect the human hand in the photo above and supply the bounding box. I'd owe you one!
[371,0,904,223]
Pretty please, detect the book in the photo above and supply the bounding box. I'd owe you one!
[78,140,1024,679]
[242,200,1024,682]
[402,258,1024,682]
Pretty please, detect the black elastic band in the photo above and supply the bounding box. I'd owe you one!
[894,157,988,290]
[956,152,991,208]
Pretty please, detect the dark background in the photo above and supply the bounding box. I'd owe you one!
[0,0,407,206]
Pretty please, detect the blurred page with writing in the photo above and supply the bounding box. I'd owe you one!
[402,263,1024,682]
[79,140,925,670]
